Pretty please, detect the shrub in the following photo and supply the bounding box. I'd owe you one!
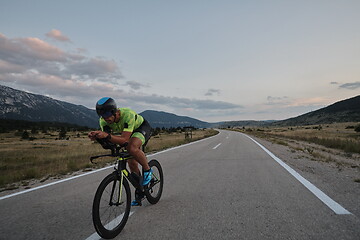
[31,127,38,134]
[21,131,29,139]
[23,168,40,180]
[59,127,67,139]
[354,125,360,132]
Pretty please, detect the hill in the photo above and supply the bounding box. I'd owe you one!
[1,84,358,128]
[274,95,360,126]
[214,120,276,128]
[0,85,99,128]
[140,110,211,128]
[0,85,211,129]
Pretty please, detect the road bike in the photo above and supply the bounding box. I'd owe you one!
[90,138,164,239]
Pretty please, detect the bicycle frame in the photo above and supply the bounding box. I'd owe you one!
[91,142,161,204]
[114,155,144,201]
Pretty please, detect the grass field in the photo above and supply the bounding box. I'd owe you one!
[231,123,360,153]
[0,129,218,190]
[236,122,360,154]
[243,123,360,184]
[229,122,360,176]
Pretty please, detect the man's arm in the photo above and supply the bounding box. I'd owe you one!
[88,130,132,145]
[108,131,132,145]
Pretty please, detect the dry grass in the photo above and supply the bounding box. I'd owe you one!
[0,129,218,190]
[238,122,360,154]
[230,123,360,176]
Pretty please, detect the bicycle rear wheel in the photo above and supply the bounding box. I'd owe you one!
[145,159,164,204]
[92,172,131,239]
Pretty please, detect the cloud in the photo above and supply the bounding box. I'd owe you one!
[0,32,122,85]
[126,94,242,110]
[286,97,329,107]
[0,33,66,64]
[0,32,243,119]
[339,81,360,90]
[205,88,221,96]
[266,96,289,105]
[0,59,26,73]
[65,57,121,79]
[46,29,71,42]
[0,70,122,102]
[125,81,150,90]
[264,96,330,108]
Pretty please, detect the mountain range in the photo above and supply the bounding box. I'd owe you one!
[273,95,360,126]
[0,85,211,128]
[140,110,211,128]
[0,84,359,128]
[0,85,99,128]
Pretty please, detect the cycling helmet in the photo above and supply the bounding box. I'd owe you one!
[96,97,117,118]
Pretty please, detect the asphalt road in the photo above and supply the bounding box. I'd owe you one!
[1,130,359,240]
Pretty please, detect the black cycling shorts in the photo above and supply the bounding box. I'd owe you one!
[132,119,152,145]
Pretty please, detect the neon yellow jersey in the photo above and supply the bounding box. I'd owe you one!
[99,108,144,133]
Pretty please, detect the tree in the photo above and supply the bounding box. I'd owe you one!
[22,130,29,139]
[153,127,161,136]
[41,126,48,134]
[31,127,38,134]
[59,127,67,139]
[355,125,360,133]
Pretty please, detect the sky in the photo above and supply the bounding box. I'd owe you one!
[0,0,359,122]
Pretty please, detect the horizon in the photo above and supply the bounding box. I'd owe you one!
[1,1,359,122]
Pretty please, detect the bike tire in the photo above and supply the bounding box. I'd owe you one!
[92,173,131,239]
[145,159,164,204]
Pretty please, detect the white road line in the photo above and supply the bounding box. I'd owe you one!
[213,143,222,149]
[0,132,220,201]
[85,211,135,240]
[0,166,113,201]
[241,133,352,215]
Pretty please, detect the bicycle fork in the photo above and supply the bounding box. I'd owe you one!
[108,171,131,206]
[112,162,144,206]
[109,175,122,206]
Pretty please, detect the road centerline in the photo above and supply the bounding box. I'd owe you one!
[213,143,222,149]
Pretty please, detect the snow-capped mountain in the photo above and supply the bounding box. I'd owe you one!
[0,85,99,128]
[0,85,212,129]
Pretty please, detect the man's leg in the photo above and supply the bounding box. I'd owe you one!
[127,159,141,175]
[126,137,150,171]
[127,149,143,206]
[127,137,152,206]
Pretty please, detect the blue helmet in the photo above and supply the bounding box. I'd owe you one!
[96,97,117,118]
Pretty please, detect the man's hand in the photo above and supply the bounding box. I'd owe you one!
[88,131,108,141]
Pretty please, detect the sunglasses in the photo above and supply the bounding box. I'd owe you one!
[101,111,113,118]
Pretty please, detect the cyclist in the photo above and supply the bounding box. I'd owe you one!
[88,97,152,206]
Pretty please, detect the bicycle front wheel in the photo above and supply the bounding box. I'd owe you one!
[92,172,131,239]
[145,159,164,204]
